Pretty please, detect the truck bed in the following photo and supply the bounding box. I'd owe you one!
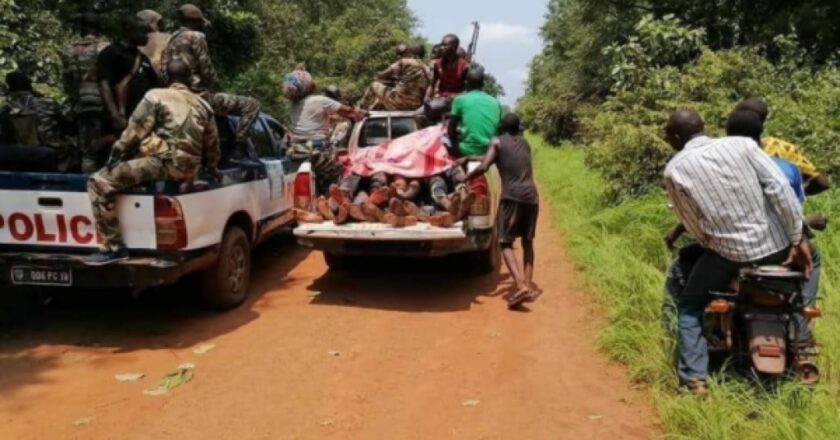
[294,221,467,241]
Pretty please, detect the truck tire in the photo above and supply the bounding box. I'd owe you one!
[324,252,350,271]
[201,226,252,310]
[0,287,32,326]
[471,232,502,275]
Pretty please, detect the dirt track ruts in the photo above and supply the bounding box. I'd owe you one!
[0,202,656,439]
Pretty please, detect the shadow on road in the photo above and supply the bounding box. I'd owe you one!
[0,232,309,395]
[307,255,509,313]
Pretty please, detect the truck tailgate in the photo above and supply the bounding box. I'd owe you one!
[294,222,467,241]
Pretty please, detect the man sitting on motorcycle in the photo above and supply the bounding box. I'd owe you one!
[662,109,814,396]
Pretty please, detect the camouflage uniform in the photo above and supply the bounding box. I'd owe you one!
[0,91,70,170]
[161,27,259,143]
[88,83,220,251]
[360,58,430,111]
[62,34,111,173]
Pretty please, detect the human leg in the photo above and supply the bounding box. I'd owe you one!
[210,92,261,144]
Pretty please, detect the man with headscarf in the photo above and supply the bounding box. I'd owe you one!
[161,3,260,151]
[284,67,365,190]
[137,9,171,76]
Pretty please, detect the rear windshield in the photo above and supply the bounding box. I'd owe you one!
[359,116,418,148]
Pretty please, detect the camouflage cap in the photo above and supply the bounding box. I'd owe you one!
[136,9,163,28]
[179,4,211,27]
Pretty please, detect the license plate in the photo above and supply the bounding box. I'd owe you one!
[10,266,72,287]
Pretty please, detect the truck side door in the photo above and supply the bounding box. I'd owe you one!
[250,119,287,218]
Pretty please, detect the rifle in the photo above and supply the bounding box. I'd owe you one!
[468,21,480,59]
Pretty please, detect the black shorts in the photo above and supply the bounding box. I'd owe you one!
[498,200,539,244]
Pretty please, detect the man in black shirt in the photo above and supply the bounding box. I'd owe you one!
[96,16,161,134]
[466,113,540,309]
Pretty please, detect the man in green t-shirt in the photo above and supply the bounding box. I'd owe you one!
[447,68,502,157]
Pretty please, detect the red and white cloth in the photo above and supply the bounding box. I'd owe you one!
[349,125,456,178]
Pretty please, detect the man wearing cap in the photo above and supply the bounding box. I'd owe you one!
[162,4,260,151]
[137,9,171,76]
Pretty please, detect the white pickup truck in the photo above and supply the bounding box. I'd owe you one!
[0,113,299,311]
[292,111,502,273]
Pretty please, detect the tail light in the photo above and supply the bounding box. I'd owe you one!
[154,196,188,250]
[468,174,490,218]
[803,307,823,320]
[294,172,313,210]
[708,300,731,314]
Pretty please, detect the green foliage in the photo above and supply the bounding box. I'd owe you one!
[533,138,840,440]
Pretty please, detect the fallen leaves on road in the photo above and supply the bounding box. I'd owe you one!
[462,400,480,407]
[73,417,95,426]
[114,372,145,382]
[193,343,216,355]
[142,364,194,396]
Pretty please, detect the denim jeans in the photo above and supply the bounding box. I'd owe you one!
[671,245,820,384]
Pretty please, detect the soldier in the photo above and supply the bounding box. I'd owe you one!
[84,60,221,266]
[0,71,69,171]
[137,9,171,76]
[359,44,431,111]
[62,12,111,173]
[161,3,260,150]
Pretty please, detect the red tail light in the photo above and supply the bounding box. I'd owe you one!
[468,174,490,217]
[294,172,313,210]
[154,196,188,250]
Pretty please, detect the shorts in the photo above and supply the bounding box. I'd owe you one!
[498,200,539,244]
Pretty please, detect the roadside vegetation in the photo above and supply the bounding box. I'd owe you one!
[532,140,840,439]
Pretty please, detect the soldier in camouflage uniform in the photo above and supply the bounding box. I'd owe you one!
[62,12,111,173]
[85,60,220,266]
[360,45,431,111]
[0,71,70,171]
[161,4,259,150]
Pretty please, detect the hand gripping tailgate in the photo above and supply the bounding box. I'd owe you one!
[294,222,467,241]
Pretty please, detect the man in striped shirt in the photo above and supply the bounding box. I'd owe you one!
[662,109,814,394]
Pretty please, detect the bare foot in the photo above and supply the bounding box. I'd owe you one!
[384,214,418,228]
[369,187,390,206]
[295,209,324,224]
[389,198,409,217]
[348,204,373,222]
[457,192,476,220]
[329,184,347,206]
[316,197,335,221]
[334,203,350,225]
[447,193,462,216]
[362,201,387,222]
[429,212,456,228]
[403,201,430,222]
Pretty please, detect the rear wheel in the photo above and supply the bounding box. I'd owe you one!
[471,230,502,275]
[324,252,350,271]
[200,226,251,310]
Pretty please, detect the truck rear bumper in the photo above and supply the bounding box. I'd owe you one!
[0,247,218,291]
[294,223,493,257]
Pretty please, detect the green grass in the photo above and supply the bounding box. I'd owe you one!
[530,134,840,439]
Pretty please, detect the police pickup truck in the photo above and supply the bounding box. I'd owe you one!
[0,113,298,311]
[292,111,501,273]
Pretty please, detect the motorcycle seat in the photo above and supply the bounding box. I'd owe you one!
[741,265,805,280]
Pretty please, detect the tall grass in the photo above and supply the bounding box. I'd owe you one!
[531,135,840,439]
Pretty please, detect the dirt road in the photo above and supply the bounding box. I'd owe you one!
[0,207,655,440]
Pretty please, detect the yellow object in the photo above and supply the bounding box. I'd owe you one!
[763,137,820,177]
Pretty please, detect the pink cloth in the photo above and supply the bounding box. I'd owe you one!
[349,125,456,178]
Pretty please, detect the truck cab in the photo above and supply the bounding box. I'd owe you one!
[0,113,298,311]
[293,111,502,272]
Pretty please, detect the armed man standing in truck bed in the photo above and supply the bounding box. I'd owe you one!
[84,60,221,266]
[161,3,260,154]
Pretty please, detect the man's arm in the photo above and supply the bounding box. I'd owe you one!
[378,61,401,82]
[194,34,220,92]
[425,66,438,102]
[203,118,221,174]
[465,138,499,180]
[664,174,707,247]
[745,140,804,245]
[96,48,127,130]
[107,97,156,164]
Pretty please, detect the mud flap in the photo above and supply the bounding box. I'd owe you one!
[748,318,787,375]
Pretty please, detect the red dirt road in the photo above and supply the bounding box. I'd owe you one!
[0,208,655,439]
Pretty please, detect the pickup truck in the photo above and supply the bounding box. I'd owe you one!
[292,111,502,273]
[0,113,298,311]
